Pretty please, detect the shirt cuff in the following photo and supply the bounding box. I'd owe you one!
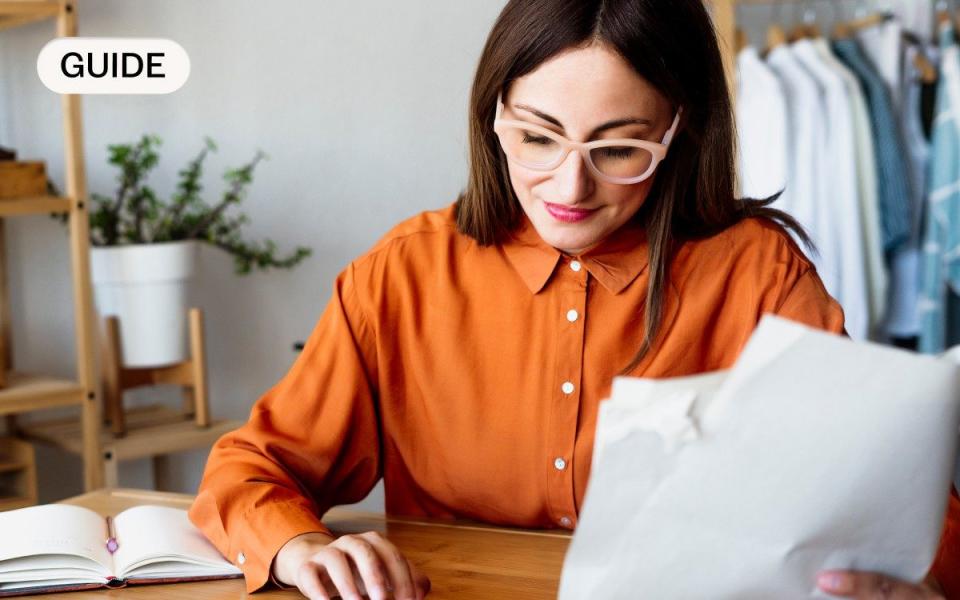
[230,499,334,594]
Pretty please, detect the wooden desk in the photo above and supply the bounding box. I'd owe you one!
[19,488,572,599]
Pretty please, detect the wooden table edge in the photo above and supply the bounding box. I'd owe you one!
[60,487,573,539]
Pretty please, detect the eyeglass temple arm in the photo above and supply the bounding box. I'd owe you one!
[661,109,682,146]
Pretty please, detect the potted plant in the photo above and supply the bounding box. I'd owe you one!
[61,135,311,367]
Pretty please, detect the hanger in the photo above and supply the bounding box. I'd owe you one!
[849,13,889,30]
[832,21,853,39]
[832,3,860,40]
[834,9,893,40]
[735,27,750,54]
[803,3,822,39]
[893,11,938,83]
[788,2,818,41]
[832,2,853,40]
[914,52,939,83]
[732,2,749,54]
[810,0,835,40]
[764,0,788,54]
[900,29,937,83]
[766,24,789,52]
[936,0,953,27]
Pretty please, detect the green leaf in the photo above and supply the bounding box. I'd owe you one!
[63,134,309,274]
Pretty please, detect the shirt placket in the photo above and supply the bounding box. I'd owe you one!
[546,256,588,529]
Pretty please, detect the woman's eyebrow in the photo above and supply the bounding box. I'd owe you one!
[513,103,653,136]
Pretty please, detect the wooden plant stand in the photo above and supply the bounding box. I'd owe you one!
[22,307,241,489]
[102,307,211,438]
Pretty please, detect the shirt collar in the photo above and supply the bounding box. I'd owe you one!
[501,211,650,295]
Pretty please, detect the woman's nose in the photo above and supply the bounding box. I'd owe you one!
[551,149,594,205]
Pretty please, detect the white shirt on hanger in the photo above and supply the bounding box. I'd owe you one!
[791,38,869,340]
[735,46,789,203]
[813,37,889,338]
[766,44,836,296]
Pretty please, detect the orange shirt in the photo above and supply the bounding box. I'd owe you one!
[188,203,959,594]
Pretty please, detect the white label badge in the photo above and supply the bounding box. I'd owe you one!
[37,38,190,94]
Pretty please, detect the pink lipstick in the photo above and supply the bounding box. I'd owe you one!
[544,202,597,223]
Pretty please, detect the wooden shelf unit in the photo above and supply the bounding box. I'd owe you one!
[0,495,32,511]
[0,436,37,510]
[21,404,242,489]
[0,195,72,217]
[0,0,104,492]
[0,0,58,32]
[0,372,85,414]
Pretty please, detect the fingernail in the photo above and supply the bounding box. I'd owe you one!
[818,570,854,594]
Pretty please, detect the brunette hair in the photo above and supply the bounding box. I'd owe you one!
[455,0,809,374]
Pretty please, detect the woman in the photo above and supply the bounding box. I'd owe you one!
[189,1,959,598]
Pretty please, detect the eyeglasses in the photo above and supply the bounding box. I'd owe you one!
[493,93,681,185]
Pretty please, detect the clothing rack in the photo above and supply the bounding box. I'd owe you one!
[711,0,845,95]
[710,0,940,98]
[722,0,952,347]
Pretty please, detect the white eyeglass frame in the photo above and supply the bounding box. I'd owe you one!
[493,93,682,185]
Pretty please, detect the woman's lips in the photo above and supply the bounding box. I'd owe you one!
[544,201,597,223]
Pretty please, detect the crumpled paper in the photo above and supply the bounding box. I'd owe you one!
[559,315,960,599]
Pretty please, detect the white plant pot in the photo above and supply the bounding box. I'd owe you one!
[90,240,198,367]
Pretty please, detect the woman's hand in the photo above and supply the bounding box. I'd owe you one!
[817,570,944,599]
[272,530,430,600]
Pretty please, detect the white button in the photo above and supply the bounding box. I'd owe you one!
[566,309,579,322]
[561,381,575,394]
[560,516,572,527]
[237,551,246,565]
[570,260,582,272]
[554,457,567,471]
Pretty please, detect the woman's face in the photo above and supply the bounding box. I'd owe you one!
[501,44,675,254]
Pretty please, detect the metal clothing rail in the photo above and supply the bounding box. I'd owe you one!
[710,0,910,97]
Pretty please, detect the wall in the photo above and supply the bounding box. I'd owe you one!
[0,0,507,511]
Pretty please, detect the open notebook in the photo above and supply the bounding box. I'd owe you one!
[0,503,242,596]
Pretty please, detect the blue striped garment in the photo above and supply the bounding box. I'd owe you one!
[832,38,913,253]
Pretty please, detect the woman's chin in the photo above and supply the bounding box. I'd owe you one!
[527,211,606,254]
[540,232,599,255]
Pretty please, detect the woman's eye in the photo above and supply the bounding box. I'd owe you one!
[521,133,553,146]
[598,146,636,160]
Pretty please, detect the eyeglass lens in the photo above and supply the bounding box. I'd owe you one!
[497,124,655,179]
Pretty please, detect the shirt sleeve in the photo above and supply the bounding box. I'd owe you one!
[187,262,381,593]
[930,486,960,597]
[771,267,847,336]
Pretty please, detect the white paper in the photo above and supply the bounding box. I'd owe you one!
[560,315,960,599]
